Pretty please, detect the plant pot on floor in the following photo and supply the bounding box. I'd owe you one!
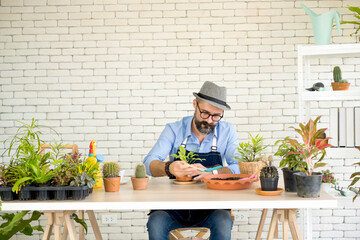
[294,172,322,198]
[282,168,300,192]
[260,177,279,191]
[331,82,350,91]
[131,177,149,190]
[103,176,121,192]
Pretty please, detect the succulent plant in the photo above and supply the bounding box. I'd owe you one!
[333,66,348,83]
[135,163,146,178]
[102,161,120,178]
[260,156,278,178]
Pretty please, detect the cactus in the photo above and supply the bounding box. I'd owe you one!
[102,161,120,177]
[333,66,342,82]
[135,163,146,178]
[260,156,279,178]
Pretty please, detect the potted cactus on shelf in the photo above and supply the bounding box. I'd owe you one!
[259,156,279,191]
[102,161,121,192]
[331,66,350,91]
[131,163,149,190]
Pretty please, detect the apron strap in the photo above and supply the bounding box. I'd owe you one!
[181,135,217,152]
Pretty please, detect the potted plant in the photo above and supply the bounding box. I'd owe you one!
[286,116,332,198]
[131,163,149,190]
[340,6,360,41]
[102,161,121,192]
[171,146,204,182]
[321,169,337,192]
[331,66,350,91]
[274,138,305,192]
[234,133,268,178]
[259,156,279,191]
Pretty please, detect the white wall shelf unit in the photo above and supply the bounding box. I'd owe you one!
[297,44,360,123]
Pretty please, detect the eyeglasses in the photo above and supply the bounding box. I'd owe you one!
[196,102,223,122]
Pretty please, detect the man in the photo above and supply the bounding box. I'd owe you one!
[143,81,239,240]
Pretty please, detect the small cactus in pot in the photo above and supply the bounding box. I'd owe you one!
[131,163,149,190]
[260,156,279,191]
[332,66,350,91]
[102,161,121,192]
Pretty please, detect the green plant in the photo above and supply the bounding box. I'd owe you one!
[103,161,120,177]
[171,146,205,164]
[260,156,278,178]
[341,6,360,37]
[348,147,360,201]
[0,210,43,240]
[70,172,96,188]
[52,152,82,186]
[274,138,305,171]
[333,66,348,83]
[285,116,332,176]
[234,133,268,162]
[0,164,12,187]
[135,163,146,178]
[321,169,337,185]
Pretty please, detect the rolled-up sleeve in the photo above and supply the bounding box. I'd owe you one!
[143,124,176,176]
[224,124,240,174]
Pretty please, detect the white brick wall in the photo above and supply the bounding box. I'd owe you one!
[1,0,360,239]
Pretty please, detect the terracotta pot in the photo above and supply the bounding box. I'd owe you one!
[176,175,193,182]
[238,161,263,178]
[331,82,350,91]
[202,174,256,190]
[131,176,149,190]
[103,176,121,192]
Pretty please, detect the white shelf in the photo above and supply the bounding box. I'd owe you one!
[301,89,360,101]
[298,44,360,57]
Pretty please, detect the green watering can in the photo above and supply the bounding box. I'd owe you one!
[301,3,341,45]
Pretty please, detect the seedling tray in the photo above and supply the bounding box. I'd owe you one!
[0,185,91,201]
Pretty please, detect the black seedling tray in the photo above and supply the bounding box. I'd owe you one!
[0,185,91,201]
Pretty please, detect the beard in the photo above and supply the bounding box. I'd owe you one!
[194,116,216,134]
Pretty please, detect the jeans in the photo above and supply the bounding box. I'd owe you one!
[147,209,233,240]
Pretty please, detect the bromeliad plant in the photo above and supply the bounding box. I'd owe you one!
[285,116,332,176]
[171,146,205,164]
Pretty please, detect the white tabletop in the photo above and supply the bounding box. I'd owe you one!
[1,177,337,211]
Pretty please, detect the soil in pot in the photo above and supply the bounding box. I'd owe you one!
[282,168,299,192]
[260,177,279,191]
[294,172,322,198]
[211,177,242,180]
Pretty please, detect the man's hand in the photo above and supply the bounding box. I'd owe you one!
[169,161,199,178]
[190,163,212,181]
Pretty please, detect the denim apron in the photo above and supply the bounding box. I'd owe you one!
[165,135,225,226]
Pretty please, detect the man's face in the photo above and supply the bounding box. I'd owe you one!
[193,100,224,135]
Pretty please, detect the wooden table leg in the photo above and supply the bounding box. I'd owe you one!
[255,208,268,240]
[79,210,85,240]
[87,210,103,240]
[64,211,77,240]
[288,209,302,240]
[267,209,279,240]
[54,211,65,240]
[42,212,54,240]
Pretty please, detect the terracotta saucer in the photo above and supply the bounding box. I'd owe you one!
[255,188,284,196]
[173,180,197,185]
[202,174,257,190]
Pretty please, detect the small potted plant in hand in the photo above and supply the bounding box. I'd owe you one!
[171,146,204,182]
[259,156,279,191]
[234,133,268,178]
[102,161,121,192]
[286,116,332,198]
[131,163,149,190]
[331,66,350,91]
[321,169,337,192]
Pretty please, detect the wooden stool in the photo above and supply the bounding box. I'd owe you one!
[256,208,302,240]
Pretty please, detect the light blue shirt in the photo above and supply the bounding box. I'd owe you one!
[143,116,240,176]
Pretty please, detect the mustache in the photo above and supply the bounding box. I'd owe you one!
[199,121,215,128]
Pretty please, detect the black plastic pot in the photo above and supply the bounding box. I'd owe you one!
[36,186,50,201]
[0,186,16,201]
[54,186,67,200]
[282,168,300,192]
[18,186,31,201]
[260,177,279,191]
[294,172,322,198]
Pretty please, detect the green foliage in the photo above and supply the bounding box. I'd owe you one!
[171,146,205,164]
[285,116,332,176]
[348,147,360,202]
[333,66,342,82]
[102,161,121,177]
[341,6,360,37]
[234,133,268,162]
[0,210,43,240]
[134,163,146,178]
[70,172,96,188]
[52,152,82,186]
[260,156,279,178]
[274,137,305,171]
[0,164,11,187]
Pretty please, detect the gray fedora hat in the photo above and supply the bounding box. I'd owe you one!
[193,81,231,110]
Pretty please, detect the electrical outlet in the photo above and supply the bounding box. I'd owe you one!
[234,211,248,222]
[102,214,118,224]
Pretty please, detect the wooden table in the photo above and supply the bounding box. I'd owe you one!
[1,177,337,240]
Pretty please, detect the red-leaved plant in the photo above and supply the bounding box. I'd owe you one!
[348,147,360,201]
[285,116,332,176]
